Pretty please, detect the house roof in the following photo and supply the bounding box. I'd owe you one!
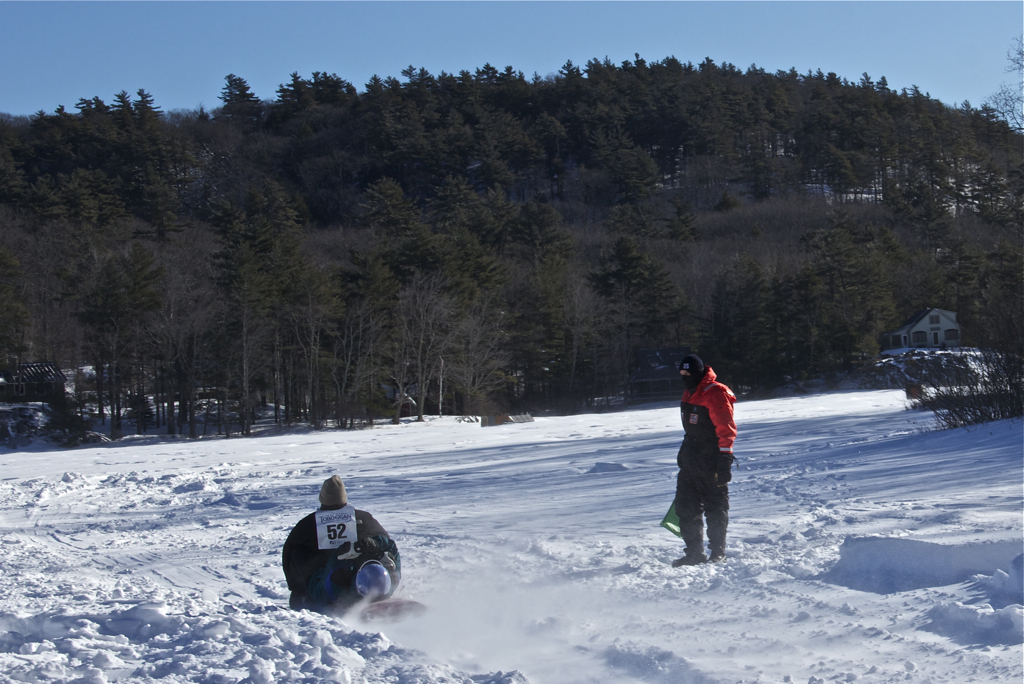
[884,308,957,336]
[0,362,67,384]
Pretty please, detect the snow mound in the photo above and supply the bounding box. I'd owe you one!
[587,462,630,474]
[0,600,529,684]
[970,553,1024,608]
[821,537,1023,594]
[604,643,719,683]
[923,601,1024,646]
[471,671,531,684]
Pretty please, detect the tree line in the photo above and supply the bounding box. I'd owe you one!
[0,53,1021,438]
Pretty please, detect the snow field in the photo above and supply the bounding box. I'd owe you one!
[0,390,1021,683]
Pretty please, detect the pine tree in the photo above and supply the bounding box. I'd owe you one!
[0,247,29,359]
[800,210,897,366]
[275,72,315,120]
[665,197,697,240]
[78,244,164,438]
[0,141,27,205]
[213,181,303,434]
[360,177,421,238]
[589,237,685,395]
[702,256,768,388]
[510,201,572,265]
[218,74,262,126]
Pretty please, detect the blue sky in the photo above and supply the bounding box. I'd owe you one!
[0,2,1020,117]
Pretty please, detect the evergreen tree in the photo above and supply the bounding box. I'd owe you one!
[329,252,399,425]
[800,210,897,366]
[510,201,572,265]
[360,177,421,238]
[702,256,768,389]
[213,181,303,434]
[0,139,27,205]
[78,244,164,438]
[275,72,316,120]
[666,196,698,240]
[0,246,29,360]
[218,74,263,126]
[606,203,660,238]
[589,237,685,397]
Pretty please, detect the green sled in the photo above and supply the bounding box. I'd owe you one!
[660,502,682,538]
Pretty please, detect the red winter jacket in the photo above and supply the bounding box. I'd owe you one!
[679,367,737,469]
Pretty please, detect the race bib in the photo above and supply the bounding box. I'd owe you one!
[315,505,358,553]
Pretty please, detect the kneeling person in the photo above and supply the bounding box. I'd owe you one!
[282,475,401,613]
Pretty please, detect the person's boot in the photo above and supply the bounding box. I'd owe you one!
[706,509,728,564]
[672,550,708,567]
[672,526,707,567]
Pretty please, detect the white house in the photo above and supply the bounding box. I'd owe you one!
[881,308,961,351]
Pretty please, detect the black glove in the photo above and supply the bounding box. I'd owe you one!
[355,536,378,555]
[716,452,734,485]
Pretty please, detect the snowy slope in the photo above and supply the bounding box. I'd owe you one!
[0,390,1021,684]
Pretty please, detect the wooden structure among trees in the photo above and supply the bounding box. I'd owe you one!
[628,347,692,402]
[0,363,67,403]
[881,309,961,351]
[480,413,534,427]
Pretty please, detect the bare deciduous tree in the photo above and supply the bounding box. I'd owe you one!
[326,294,387,427]
[152,227,222,438]
[562,277,600,407]
[984,35,1023,132]
[285,265,340,428]
[392,272,457,422]
[448,293,510,415]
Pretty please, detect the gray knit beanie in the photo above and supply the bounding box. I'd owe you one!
[319,475,348,508]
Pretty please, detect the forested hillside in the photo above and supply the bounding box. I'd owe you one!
[0,56,1021,436]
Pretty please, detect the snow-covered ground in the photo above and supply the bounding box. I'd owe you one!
[0,390,1021,684]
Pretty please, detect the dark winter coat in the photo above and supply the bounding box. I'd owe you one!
[306,538,400,609]
[282,507,399,601]
[678,366,737,479]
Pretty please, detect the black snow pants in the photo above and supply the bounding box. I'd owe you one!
[673,468,729,555]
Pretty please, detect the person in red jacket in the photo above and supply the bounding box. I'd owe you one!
[672,354,737,566]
